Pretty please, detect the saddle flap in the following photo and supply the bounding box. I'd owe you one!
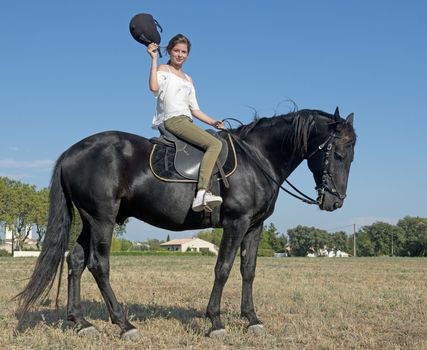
[149,133,237,183]
[156,125,228,180]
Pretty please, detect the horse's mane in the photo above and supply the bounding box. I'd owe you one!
[235,109,330,156]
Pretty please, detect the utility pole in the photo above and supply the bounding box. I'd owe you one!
[353,224,357,257]
[11,229,15,257]
[391,230,394,257]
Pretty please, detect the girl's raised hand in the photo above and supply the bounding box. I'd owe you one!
[147,43,159,59]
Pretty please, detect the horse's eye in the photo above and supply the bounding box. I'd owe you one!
[334,151,344,160]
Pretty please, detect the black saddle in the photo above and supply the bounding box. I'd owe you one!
[149,125,237,183]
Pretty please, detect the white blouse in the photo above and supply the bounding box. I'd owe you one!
[152,70,200,128]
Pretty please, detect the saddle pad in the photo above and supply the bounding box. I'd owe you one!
[149,133,237,183]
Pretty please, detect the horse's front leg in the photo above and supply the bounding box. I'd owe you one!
[206,218,249,338]
[240,223,265,335]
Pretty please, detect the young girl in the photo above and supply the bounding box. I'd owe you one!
[147,34,225,212]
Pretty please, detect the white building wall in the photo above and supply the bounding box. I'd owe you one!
[3,224,34,240]
[181,239,218,255]
[161,238,219,255]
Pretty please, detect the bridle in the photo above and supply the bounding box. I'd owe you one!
[223,118,346,206]
[308,132,347,206]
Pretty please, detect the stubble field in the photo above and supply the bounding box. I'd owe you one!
[0,255,426,350]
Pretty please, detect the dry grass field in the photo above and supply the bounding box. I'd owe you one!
[0,255,426,350]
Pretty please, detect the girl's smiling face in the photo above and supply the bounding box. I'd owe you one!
[169,43,189,67]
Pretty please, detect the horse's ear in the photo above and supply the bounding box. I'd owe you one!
[334,107,341,121]
[346,113,354,125]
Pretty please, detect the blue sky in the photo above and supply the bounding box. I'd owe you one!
[1,1,426,242]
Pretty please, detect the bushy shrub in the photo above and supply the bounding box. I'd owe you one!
[22,246,40,251]
[111,237,133,252]
[0,249,11,257]
[200,250,216,257]
[257,248,275,257]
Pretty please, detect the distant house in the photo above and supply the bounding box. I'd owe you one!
[0,224,37,254]
[160,238,218,255]
[0,224,37,251]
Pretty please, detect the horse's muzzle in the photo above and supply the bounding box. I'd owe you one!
[317,188,344,212]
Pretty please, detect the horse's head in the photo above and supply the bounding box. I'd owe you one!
[307,108,356,211]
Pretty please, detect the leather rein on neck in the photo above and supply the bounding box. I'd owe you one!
[223,118,345,206]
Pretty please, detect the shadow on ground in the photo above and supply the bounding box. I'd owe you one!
[16,300,206,334]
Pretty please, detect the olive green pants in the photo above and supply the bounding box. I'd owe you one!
[164,116,222,190]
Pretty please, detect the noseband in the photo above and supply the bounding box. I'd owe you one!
[308,133,347,205]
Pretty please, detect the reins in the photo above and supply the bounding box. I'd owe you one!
[222,118,319,205]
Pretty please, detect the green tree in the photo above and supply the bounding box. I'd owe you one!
[111,237,133,252]
[33,188,49,249]
[113,219,129,237]
[287,225,331,256]
[0,178,16,231]
[357,222,404,256]
[397,216,427,256]
[0,177,11,221]
[146,239,162,251]
[196,228,223,247]
[260,223,287,254]
[4,180,37,250]
[330,231,348,251]
[0,177,130,251]
[0,178,49,250]
[0,177,12,243]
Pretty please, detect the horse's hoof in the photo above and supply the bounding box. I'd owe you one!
[77,326,99,337]
[121,328,141,341]
[248,324,265,336]
[208,328,227,340]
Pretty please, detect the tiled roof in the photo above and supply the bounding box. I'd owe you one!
[160,238,195,246]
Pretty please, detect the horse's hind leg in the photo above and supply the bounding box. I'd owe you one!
[66,226,97,335]
[86,218,139,339]
[240,224,264,335]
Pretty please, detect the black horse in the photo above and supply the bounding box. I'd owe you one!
[16,108,356,339]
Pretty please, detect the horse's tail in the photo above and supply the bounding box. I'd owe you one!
[15,152,73,320]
